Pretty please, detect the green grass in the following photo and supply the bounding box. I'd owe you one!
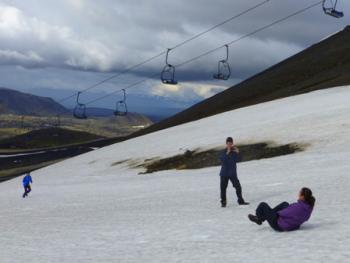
[0,128,29,140]
[0,127,103,149]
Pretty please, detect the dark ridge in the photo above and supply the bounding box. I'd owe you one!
[0,146,93,173]
[134,142,306,174]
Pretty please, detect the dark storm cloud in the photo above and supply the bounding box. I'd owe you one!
[0,0,349,101]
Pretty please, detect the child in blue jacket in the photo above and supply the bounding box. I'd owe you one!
[22,173,33,198]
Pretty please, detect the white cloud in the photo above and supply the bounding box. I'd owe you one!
[0,49,44,66]
[0,4,26,36]
[65,0,85,10]
[0,3,117,71]
[151,82,226,101]
[1,0,343,75]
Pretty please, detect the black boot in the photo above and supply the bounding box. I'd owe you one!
[248,214,262,225]
[238,199,249,205]
[221,200,227,207]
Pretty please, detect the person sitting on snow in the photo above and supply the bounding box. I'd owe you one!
[248,187,315,231]
[22,172,33,198]
[219,137,249,207]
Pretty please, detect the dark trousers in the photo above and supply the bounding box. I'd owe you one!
[256,202,289,231]
[220,176,243,203]
[23,185,31,198]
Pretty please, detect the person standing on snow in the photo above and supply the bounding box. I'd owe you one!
[22,172,33,198]
[219,137,248,207]
[248,187,315,231]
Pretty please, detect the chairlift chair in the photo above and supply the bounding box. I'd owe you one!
[322,0,344,18]
[114,89,128,116]
[161,49,178,85]
[73,92,87,119]
[213,45,231,80]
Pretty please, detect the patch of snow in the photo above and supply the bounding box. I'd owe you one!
[1,86,350,262]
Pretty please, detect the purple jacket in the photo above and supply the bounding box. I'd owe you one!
[277,200,313,231]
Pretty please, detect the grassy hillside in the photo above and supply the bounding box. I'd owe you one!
[0,127,103,149]
[0,113,152,140]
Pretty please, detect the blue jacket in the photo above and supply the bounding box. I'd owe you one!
[219,150,239,177]
[23,174,32,187]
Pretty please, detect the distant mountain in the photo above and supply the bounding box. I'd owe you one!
[27,88,193,120]
[83,107,114,117]
[0,87,69,116]
[81,107,183,122]
[80,108,153,126]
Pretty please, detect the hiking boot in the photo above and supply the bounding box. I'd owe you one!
[248,214,262,225]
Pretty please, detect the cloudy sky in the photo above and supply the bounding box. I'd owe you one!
[0,0,349,110]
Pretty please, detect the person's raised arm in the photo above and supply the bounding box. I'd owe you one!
[232,147,241,162]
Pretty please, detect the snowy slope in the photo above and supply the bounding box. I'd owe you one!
[1,86,350,262]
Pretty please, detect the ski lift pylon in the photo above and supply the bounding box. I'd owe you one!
[322,0,344,18]
[213,44,231,80]
[55,115,61,127]
[114,89,128,116]
[161,48,178,85]
[73,91,87,119]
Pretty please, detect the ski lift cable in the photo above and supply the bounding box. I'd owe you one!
[76,0,270,94]
[83,0,323,107]
[170,0,271,50]
[176,0,324,68]
[34,0,271,115]
[85,73,160,105]
[53,51,167,106]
